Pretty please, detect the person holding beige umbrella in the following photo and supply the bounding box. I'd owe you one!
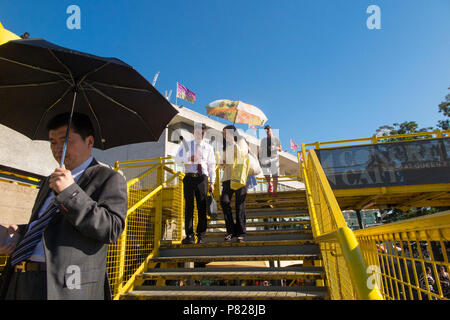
[205,99,268,127]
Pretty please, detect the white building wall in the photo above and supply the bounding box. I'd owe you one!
[92,128,168,167]
[0,124,58,176]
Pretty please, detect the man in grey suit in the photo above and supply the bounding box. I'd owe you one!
[0,112,128,300]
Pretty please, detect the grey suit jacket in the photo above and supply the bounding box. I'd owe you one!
[0,158,128,300]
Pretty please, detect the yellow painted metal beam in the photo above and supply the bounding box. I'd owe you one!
[116,156,172,166]
[353,210,450,238]
[309,150,347,228]
[336,227,383,300]
[303,129,449,150]
[333,184,450,197]
[395,191,448,207]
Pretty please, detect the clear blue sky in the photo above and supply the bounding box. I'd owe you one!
[2,0,450,154]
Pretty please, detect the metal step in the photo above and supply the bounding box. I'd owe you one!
[245,203,308,211]
[152,244,321,263]
[121,285,329,300]
[202,231,313,243]
[213,210,309,220]
[246,190,306,199]
[161,239,315,249]
[205,229,312,238]
[137,267,325,281]
[245,198,307,205]
[207,220,310,229]
[245,206,309,213]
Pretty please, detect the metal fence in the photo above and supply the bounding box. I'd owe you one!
[355,212,450,300]
[300,129,450,300]
[107,157,185,299]
[299,146,383,300]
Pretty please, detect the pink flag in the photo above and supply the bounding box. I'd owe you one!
[176,82,196,103]
[290,139,299,151]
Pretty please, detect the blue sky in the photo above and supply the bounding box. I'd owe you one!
[2,0,449,154]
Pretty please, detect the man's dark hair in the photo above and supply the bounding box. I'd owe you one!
[47,112,95,140]
[223,125,237,150]
[223,125,236,131]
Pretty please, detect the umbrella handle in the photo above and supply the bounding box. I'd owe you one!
[233,109,238,125]
[60,90,78,168]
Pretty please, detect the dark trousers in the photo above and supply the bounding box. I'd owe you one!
[220,180,248,237]
[183,174,208,239]
[5,270,47,300]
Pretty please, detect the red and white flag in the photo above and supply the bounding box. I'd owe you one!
[176,82,196,103]
[290,139,299,151]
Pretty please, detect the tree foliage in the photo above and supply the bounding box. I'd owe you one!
[372,87,450,224]
[375,86,449,137]
[376,121,433,142]
[437,86,450,130]
[381,207,450,224]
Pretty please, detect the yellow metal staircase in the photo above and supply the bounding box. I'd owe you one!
[120,190,329,300]
[3,131,447,300]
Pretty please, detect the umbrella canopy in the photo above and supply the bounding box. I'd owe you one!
[0,39,178,153]
[205,99,267,126]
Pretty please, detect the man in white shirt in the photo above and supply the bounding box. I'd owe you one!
[259,125,282,196]
[175,124,216,244]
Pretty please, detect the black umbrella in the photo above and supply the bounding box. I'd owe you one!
[0,38,178,166]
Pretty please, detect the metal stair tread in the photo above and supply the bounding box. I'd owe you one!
[150,254,320,263]
[137,267,325,280]
[205,229,312,238]
[246,190,306,199]
[151,245,321,262]
[121,286,328,300]
[244,207,309,213]
[158,244,320,257]
[213,210,309,219]
[207,221,310,229]
[160,239,315,249]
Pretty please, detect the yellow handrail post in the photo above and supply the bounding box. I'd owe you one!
[296,151,303,182]
[177,172,184,243]
[214,166,220,201]
[115,220,128,298]
[300,145,320,238]
[336,227,383,300]
[154,160,164,258]
[114,162,127,299]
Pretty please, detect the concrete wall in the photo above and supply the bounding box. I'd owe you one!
[92,128,168,167]
[0,124,58,176]
[0,181,37,225]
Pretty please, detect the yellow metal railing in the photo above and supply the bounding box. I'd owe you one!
[107,157,185,299]
[0,169,41,188]
[303,129,449,150]
[299,144,383,300]
[300,128,450,300]
[354,211,450,300]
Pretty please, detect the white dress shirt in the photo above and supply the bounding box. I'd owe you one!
[175,139,216,184]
